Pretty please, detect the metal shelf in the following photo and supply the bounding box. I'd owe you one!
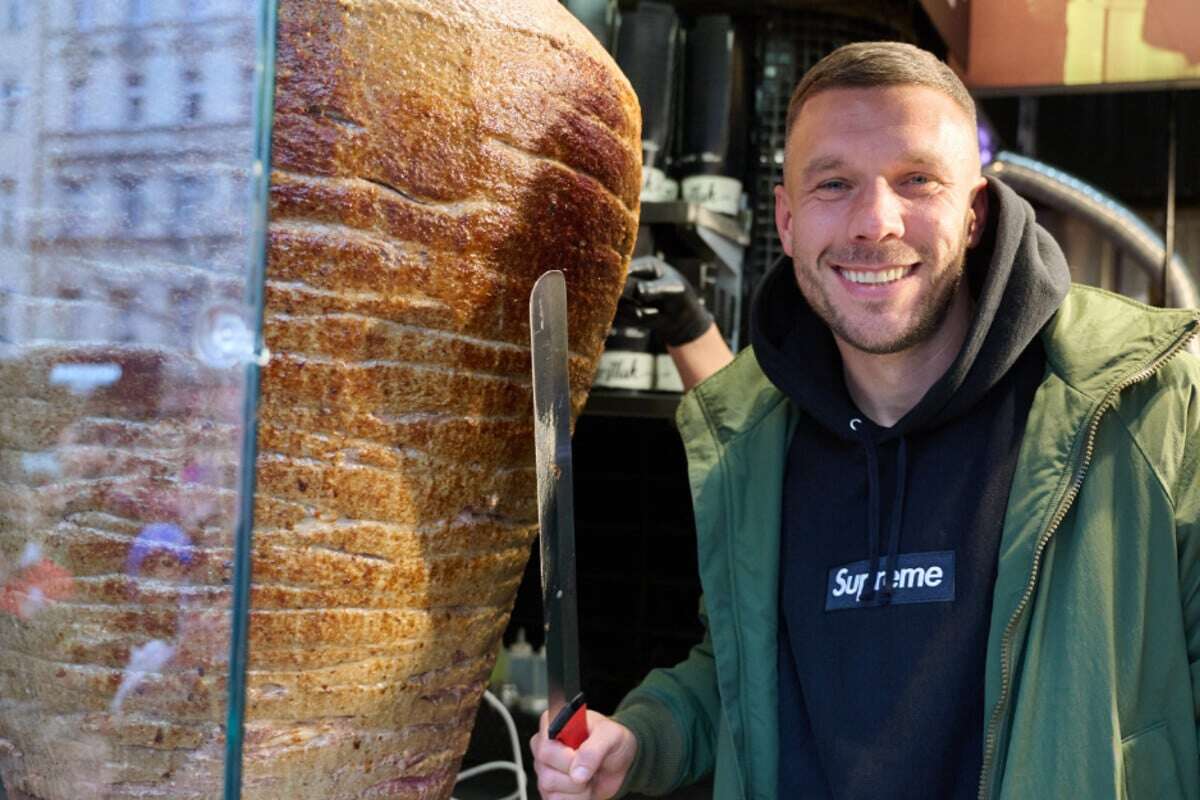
[582,387,682,419]
[639,200,752,246]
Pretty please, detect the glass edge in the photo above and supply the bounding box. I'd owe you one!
[223,0,279,797]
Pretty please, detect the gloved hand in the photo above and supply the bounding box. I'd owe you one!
[613,256,715,347]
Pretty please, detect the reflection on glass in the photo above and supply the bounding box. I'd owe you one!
[0,2,260,798]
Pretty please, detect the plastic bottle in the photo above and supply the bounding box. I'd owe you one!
[507,628,534,703]
[520,644,549,715]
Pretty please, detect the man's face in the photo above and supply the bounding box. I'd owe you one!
[774,85,988,355]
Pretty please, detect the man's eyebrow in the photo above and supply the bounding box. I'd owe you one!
[798,150,950,181]
[799,155,846,181]
[898,150,948,169]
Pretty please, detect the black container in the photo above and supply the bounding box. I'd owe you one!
[614,1,680,169]
[604,325,652,354]
[676,15,749,181]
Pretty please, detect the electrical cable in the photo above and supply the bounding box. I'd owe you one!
[451,689,529,800]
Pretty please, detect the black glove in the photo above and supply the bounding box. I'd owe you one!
[613,256,715,347]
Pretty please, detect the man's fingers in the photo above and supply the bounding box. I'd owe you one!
[611,300,658,329]
[533,735,592,800]
[531,731,576,773]
[534,713,636,800]
[636,277,686,301]
[535,760,592,796]
[568,718,626,783]
[540,789,592,800]
[632,305,660,320]
[567,739,604,783]
[529,712,547,761]
[627,257,664,280]
[628,263,661,280]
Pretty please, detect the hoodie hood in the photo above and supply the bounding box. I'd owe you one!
[751,176,1071,440]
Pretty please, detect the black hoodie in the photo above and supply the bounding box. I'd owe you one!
[752,179,1071,799]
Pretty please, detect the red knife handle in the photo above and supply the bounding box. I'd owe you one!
[549,692,589,749]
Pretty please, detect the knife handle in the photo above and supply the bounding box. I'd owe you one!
[549,692,589,749]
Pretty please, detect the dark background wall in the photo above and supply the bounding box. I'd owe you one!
[506,413,703,715]
[978,91,1200,209]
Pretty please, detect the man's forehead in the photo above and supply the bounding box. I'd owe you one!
[786,85,977,176]
[795,84,973,129]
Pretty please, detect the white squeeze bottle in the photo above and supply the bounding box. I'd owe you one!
[507,628,534,704]
[522,644,549,715]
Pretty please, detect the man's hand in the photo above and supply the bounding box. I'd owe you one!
[530,709,638,800]
[614,256,715,347]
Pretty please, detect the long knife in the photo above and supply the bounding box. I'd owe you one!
[530,270,589,749]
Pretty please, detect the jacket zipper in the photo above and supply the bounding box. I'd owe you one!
[975,323,1199,800]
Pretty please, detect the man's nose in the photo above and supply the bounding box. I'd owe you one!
[848,178,905,242]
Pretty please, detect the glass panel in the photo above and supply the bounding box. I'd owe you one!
[0,1,270,798]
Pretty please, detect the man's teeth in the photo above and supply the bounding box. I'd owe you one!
[840,266,911,285]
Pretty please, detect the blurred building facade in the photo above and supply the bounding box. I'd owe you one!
[1,0,258,350]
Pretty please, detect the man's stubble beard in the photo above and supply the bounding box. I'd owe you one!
[792,215,972,356]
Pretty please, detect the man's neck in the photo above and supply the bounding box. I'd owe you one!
[837,285,973,428]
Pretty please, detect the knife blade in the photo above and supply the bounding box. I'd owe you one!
[530,270,589,749]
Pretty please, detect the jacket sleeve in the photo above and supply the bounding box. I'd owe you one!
[1176,366,1200,771]
[611,598,721,797]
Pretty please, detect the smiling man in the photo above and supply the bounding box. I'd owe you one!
[777,78,987,427]
[531,42,1200,800]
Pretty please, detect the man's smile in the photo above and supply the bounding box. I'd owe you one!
[832,263,920,287]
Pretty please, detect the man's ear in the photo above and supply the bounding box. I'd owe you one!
[967,177,989,248]
[774,183,794,257]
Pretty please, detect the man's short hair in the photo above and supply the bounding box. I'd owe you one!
[784,41,976,141]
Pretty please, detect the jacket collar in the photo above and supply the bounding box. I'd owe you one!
[1040,285,1200,401]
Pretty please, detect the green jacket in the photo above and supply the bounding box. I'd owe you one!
[614,286,1200,800]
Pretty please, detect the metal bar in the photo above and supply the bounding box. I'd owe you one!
[1016,96,1038,159]
[223,0,279,796]
[1163,91,1177,308]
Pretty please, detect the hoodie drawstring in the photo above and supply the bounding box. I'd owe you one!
[857,427,909,607]
[880,437,908,605]
[859,432,883,604]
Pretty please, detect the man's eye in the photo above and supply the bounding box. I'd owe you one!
[816,180,848,192]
